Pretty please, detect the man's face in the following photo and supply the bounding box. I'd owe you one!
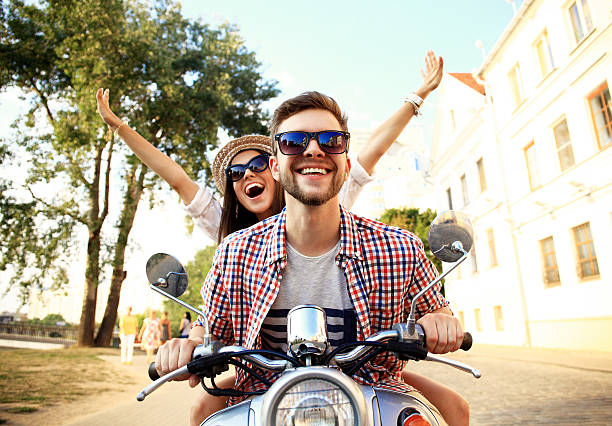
[270,109,350,206]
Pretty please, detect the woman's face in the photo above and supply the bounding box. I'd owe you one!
[230,149,277,220]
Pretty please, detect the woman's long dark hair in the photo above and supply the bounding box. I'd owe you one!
[217,152,284,242]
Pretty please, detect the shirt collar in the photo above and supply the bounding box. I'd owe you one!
[265,204,363,266]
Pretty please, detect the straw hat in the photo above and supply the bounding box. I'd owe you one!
[212,134,273,194]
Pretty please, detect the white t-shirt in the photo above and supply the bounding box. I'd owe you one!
[260,240,356,354]
[184,154,373,241]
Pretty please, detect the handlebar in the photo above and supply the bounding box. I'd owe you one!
[140,325,478,401]
[148,328,472,381]
[461,332,473,351]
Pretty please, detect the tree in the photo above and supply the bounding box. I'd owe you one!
[162,245,216,336]
[0,0,278,346]
[377,208,445,293]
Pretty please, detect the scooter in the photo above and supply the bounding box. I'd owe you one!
[137,210,482,425]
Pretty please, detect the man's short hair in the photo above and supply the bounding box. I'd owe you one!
[270,91,349,154]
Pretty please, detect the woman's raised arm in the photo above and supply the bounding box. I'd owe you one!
[96,88,199,204]
[357,50,444,174]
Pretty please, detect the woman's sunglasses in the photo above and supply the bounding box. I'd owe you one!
[225,153,269,182]
[274,130,350,156]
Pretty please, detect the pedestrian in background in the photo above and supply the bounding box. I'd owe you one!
[139,309,162,364]
[119,306,138,365]
[160,311,172,344]
[179,312,191,338]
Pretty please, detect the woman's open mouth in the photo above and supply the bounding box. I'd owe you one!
[244,182,265,198]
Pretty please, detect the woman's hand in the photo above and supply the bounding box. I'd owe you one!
[417,50,444,97]
[96,88,123,130]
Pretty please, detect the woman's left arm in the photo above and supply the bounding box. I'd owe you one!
[357,50,444,174]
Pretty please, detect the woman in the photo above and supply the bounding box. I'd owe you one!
[179,312,192,338]
[138,309,162,364]
[160,311,171,344]
[98,51,467,426]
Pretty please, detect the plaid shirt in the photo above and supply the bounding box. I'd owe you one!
[197,205,446,405]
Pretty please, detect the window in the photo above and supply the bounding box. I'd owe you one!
[457,311,465,330]
[588,83,612,149]
[540,236,561,287]
[474,308,482,332]
[572,222,599,279]
[552,118,575,171]
[493,306,504,332]
[508,63,524,108]
[477,158,487,192]
[471,242,478,274]
[568,0,594,44]
[487,228,498,267]
[534,29,555,79]
[460,174,469,206]
[446,187,453,210]
[524,141,541,190]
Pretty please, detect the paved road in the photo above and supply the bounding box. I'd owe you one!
[67,344,612,425]
[410,345,612,425]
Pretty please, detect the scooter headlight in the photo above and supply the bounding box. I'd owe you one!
[262,367,367,426]
[275,378,354,426]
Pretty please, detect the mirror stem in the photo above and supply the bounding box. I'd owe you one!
[407,242,469,335]
[149,284,211,346]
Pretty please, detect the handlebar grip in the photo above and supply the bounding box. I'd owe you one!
[148,362,160,381]
[461,332,473,351]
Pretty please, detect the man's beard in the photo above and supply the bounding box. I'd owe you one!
[279,166,344,206]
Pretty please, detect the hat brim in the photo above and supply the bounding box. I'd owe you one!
[212,135,273,194]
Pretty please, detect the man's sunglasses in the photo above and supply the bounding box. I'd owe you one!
[274,130,350,156]
[225,153,269,182]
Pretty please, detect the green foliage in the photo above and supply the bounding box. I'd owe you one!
[41,313,66,324]
[163,245,216,335]
[0,0,278,342]
[378,208,445,294]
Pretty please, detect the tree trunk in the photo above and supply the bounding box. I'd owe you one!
[77,146,106,347]
[94,164,146,346]
[77,230,101,346]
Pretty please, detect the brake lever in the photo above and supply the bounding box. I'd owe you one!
[137,365,190,401]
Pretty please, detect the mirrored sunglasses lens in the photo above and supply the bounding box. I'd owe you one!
[249,155,269,172]
[227,166,246,182]
[280,132,307,154]
[318,131,346,153]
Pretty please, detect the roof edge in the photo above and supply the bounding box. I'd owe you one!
[476,0,537,77]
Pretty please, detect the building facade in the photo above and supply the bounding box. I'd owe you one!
[350,125,434,220]
[429,0,612,351]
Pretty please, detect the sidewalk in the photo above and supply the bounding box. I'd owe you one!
[451,343,612,373]
[65,352,203,426]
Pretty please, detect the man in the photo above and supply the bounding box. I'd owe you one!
[157,91,464,424]
[119,306,138,365]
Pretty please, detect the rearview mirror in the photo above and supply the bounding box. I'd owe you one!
[428,210,474,262]
[145,253,188,298]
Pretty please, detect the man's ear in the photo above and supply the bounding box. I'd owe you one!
[269,155,280,182]
[345,156,351,181]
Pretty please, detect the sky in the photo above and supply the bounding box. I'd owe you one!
[0,0,523,315]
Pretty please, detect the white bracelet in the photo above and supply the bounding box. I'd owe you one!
[113,121,126,136]
[404,93,424,116]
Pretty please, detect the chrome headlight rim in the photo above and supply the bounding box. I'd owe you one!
[262,367,367,426]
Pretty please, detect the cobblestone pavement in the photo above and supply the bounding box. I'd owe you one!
[409,344,612,425]
[66,344,612,425]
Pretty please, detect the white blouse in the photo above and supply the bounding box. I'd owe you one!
[184,155,374,242]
